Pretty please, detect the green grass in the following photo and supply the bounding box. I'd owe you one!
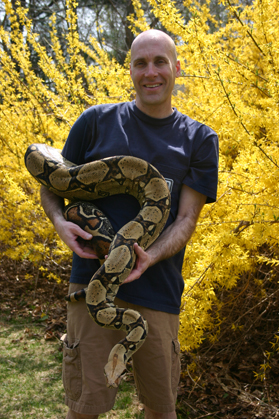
[0,317,144,419]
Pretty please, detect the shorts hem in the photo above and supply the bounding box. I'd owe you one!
[138,394,176,413]
[65,395,115,415]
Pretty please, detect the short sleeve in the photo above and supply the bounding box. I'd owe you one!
[183,125,219,203]
[62,108,96,165]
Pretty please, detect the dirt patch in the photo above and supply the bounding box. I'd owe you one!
[0,256,69,339]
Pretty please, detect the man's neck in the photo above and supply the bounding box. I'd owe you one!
[135,100,174,119]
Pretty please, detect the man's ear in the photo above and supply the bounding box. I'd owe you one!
[175,60,181,77]
[176,60,181,77]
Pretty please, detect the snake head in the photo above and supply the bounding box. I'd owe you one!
[104,353,126,388]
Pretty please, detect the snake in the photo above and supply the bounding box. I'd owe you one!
[24,143,171,388]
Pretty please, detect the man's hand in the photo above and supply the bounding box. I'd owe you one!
[40,186,98,259]
[54,217,98,259]
[122,243,151,284]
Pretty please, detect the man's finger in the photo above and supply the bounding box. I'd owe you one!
[70,223,93,240]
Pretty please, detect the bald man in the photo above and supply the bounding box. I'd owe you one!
[41,29,219,419]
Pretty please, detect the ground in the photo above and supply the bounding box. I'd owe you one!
[1,256,279,418]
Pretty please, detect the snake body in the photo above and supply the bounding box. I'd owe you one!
[25,144,171,387]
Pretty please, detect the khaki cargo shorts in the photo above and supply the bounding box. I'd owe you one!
[62,283,181,415]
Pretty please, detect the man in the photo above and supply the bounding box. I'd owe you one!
[40,30,219,419]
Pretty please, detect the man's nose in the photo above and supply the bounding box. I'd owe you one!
[145,63,158,77]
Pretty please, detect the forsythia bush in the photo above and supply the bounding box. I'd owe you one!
[0,0,278,351]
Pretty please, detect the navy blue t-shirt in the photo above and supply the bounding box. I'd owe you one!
[62,101,219,314]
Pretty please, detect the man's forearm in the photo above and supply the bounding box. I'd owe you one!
[40,185,65,227]
[146,213,198,267]
[147,185,206,266]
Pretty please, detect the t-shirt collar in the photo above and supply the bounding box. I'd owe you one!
[130,100,178,126]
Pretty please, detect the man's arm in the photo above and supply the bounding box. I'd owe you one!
[123,184,206,283]
[40,185,98,259]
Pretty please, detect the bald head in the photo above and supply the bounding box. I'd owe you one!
[129,29,180,118]
[131,30,177,64]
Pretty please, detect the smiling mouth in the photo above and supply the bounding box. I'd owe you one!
[144,83,162,88]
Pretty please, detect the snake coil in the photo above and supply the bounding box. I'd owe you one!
[25,143,171,387]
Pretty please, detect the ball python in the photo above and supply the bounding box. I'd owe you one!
[24,143,171,388]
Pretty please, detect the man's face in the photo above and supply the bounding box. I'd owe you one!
[130,32,180,118]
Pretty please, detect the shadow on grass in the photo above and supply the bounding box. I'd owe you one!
[0,317,65,418]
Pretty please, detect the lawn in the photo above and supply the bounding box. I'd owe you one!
[0,317,144,419]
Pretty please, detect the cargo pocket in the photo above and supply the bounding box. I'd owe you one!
[171,339,181,392]
[62,335,82,401]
